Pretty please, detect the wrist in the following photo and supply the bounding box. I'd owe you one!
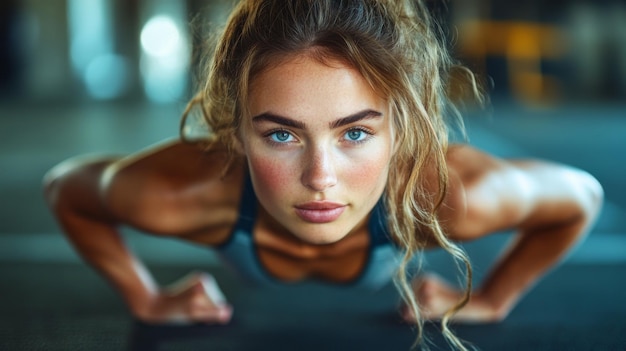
[125,287,162,321]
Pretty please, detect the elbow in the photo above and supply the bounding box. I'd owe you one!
[589,173,604,211]
[42,156,109,213]
[578,169,604,221]
[566,169,604,232]
[42,157,83,212]
[42,164,66,211]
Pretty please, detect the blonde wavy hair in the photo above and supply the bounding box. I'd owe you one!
[181,0,480,349]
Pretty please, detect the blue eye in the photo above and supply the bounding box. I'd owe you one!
[270,130,293,143]
[344,129,367,142]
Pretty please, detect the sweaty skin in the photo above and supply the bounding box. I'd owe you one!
[44,56,603,325]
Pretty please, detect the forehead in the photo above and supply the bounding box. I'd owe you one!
[247,55,386,121]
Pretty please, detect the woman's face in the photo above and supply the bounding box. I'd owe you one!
[241,55,394,244]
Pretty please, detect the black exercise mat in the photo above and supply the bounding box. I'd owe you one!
[2,262,624,351]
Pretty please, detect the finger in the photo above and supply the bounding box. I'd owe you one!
[198,273,227,305]
[190,304,233,325]
[187,285,233,323]
[214,304,233,324]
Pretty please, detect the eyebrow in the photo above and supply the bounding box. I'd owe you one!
[330,109,383,129]
[251,109,383,129]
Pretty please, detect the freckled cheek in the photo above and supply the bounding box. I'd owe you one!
[346,157,389,192]
[248,155,298,203]
[342,146,392,193]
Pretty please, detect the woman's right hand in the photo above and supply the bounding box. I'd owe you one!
[136,272,233,325]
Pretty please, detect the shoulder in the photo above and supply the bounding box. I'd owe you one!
[439,144,528,240]
[102,139,246,236]
[441,144,602,240]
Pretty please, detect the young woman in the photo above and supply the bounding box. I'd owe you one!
[43,0,603,349]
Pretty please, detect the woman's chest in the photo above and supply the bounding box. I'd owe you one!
[253,226,371,283]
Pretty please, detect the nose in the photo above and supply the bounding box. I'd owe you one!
[301,146,337,192]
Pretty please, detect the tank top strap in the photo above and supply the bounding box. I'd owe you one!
[233,171,257,235]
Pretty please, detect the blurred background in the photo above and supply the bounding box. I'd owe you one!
[1,1,625,350]
[0,0,625,269]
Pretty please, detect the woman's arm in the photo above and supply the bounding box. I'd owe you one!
[43,143,237,324]
[44,156,161,319]
[406,145,603,322]
[452,147,603,319]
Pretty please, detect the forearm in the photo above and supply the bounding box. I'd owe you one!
[58,210,159,317]
[475,213,594,316]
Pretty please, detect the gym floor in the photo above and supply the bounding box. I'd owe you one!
[1,100,625,350]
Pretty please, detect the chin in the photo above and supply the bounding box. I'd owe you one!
[307,236,340,245]
[295,226,348,245]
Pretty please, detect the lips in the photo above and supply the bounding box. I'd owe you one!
[294,201,346,223]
